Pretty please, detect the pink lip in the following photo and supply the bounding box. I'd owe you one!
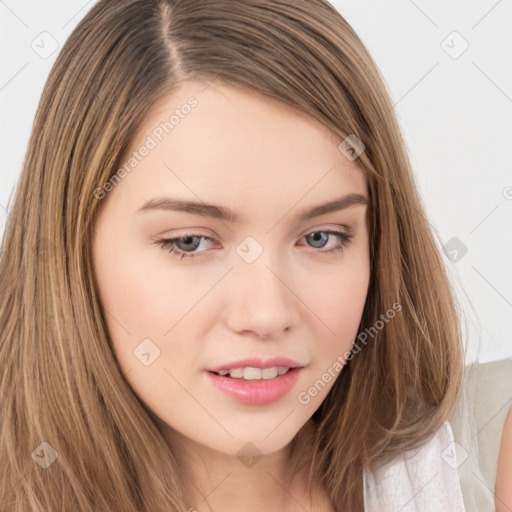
[206,356,305,373]
[205,367,303,405]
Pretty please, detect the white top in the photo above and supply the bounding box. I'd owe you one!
[364,421,466,511]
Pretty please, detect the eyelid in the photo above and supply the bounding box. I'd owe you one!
[160,223,354,239]
[298,223,353,237]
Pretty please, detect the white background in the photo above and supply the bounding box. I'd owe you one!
[0,0,510,363]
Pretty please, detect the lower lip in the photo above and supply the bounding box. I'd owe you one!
[205,368,303,405]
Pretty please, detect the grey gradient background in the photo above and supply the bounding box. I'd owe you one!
[0,0,511,363]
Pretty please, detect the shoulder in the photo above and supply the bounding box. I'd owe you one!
[496,408,512,512]
[363,421,466,512]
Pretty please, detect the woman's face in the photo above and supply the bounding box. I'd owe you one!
[92,80,370,458]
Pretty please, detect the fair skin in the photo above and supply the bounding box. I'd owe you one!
[92,80,370,512]
[495,410,512,512]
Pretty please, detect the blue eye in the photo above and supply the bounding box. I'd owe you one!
[154,230,354,260]
[303,231,353,253]
[155,235,212,260]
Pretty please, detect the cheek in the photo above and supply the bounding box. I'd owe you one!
[92,229,171,376]
[93,233,209,380]
[329,274,368,334]
[293,260,369,407]
[313,257,369,323]
[305,257,370,356]
[94,233,182,337]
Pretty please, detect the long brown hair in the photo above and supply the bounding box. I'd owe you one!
[0,0,464,510]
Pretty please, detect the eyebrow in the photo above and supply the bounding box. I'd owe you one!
[137,193,368,223]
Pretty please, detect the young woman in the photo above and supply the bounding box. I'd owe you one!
[0,1,466,510]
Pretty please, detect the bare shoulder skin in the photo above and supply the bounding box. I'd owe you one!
[495,409,512,512]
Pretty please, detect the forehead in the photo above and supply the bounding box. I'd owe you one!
[115,80,367,217]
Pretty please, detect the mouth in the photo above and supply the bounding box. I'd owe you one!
[205,367,303,405]
[207,366,295,380]
[206,356,305,375]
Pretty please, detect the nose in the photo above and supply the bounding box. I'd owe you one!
[224,254,299,339]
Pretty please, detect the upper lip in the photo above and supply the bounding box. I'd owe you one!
[206,356,306,373]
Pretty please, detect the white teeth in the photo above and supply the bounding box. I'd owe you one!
[229,368,244,378]
[216,366,291,380]
[262,366,279,379]
[244,367,262,380]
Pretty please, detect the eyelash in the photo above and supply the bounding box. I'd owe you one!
[153,230,354,260]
